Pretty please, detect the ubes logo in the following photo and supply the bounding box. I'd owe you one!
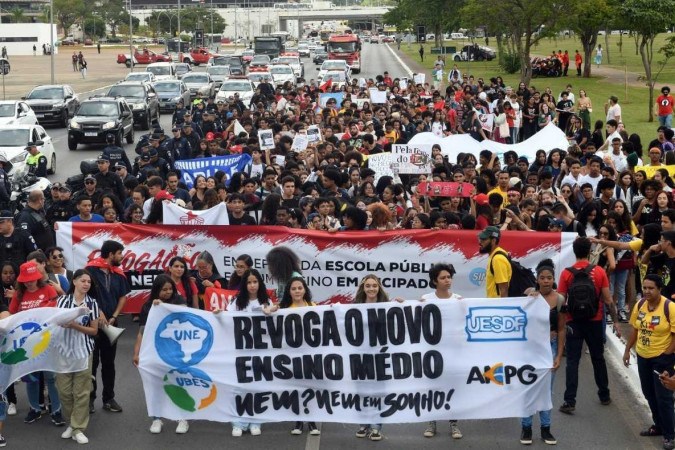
[467,363,538,386]
[465,307,528,342]
[0,322,51,365]
[469,268,486,287]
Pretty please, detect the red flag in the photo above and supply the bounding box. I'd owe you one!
[320,78,333,92]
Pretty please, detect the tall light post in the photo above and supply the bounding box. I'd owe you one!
[210,0,213,45]
[177,0,181,38]
[128,0,134,72]
[50,0,54,84]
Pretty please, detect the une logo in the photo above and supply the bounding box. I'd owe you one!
[469,268,486,286]
[465,307,528,342]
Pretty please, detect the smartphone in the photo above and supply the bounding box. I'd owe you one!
[654,370,663,376]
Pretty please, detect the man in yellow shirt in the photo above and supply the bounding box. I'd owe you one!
[478,226,512,298]
[487,171,510,207]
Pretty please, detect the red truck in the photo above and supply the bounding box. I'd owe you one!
[179,47,214,66]
[116,48,172,67]
[327,34,361,73]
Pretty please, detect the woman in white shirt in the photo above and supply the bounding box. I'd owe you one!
[421,264,463,440]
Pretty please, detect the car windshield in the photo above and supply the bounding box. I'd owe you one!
[208,67,230,75]
[0,104,14,117]
[126,73,149,81]
[325,72,345,81]
[328,42,356,52]
[222,82,251,92]
[176,65,189,74]
[108,85,145,98]
[77,102,118,116]
[278,57,297,65]
[27,87,64,100]
[249,74,271,82]
[243,50,255,56]
[252,56,269,63]
[0,129,30,146]
[271,66,292,74]
[147,66,170,75]
[154,82,180,94]
[183,74,209,83]
[322,61,345,70]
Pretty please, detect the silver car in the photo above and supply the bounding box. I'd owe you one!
[206,66,231,90]
[153,80,191,112]
[181,73,216,99]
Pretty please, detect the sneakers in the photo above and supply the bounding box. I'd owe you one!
[541,426,557,445]
[88,400,95,414]
[51,410,66,426]
[61,426,73,439]
[368,429,382,441]
[665,439,675,450]
[619,310,629,323]
[250,425,261,436]
[149,419,163,434]
[520,427,533,445]
[640,425,663,436]
[291,421,303,435]
[231,426,243,437]
[356,426,368,438]
[72,432,89,444]
[606,313,613,324]
[103,399,122,413]
[600,398,612,406]
[450,421,463,439]
[23,409,42,424]
[308,422,321,436]
[559,402,575,414]
[0,434,5,447]
[424,421,437,437]
[175,420,189,434]
[7,403,16,416]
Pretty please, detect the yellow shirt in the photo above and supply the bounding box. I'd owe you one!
[487,187,508,208]
[628,239,642,252]
[630,296,675,358]
[486,247,512,298]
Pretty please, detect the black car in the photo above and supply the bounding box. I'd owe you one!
[22,84,79,127]
[105,81,160,130]
[225,56,246,76]
[313,50,328,65]
[67,97,134,150]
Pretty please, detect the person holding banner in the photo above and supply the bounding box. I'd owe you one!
[419,264,464,441]
[520,259,566,446]
[55,270,100,445]
[191,251,227,310]
[133,275,189,435]
[167,257,199,309]
[267,247,303,301]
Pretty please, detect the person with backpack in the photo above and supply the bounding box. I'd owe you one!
[623,274,675,450]
[558,237,620,415]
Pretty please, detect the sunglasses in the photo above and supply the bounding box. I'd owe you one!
[51,254,63,259]
[85,180,95,185]
[115,167,124,171]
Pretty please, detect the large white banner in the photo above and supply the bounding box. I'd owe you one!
[139,299,553,423]
[0,307,89,392]
[163,202,229,225]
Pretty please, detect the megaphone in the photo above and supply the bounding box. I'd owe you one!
[102,324,125,345]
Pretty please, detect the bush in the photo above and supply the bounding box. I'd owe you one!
[500,53,521,74]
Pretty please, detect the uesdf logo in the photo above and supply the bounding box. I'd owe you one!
[465,306,528,342]
[468,268,486,287]
[467,363,538,386]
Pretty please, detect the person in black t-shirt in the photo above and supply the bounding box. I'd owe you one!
[647,231,675,300]
[227,194,257,225]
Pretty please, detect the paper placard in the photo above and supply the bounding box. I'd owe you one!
[392,144,434,174]
[307,125,322,143]
[478,113,494,132]
[258,129,275,150]
[413,73,426,85]
[369,88,387,104]
[275,154,286,167]
[366,152,394,183]
[399,78,408,91]
[354,98,370,109]
[319,92,344,107]
[291,134,309,151]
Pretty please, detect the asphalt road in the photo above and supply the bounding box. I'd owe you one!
[5,43,661,449]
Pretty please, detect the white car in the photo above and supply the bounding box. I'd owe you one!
[319,70,349,89]
[125,72,156,83]
[269,64,296,87]
[181,73,216,99]
[146,62,176,81]
[0,124,56,175]
[0,101,38,126]
[318,59,351,80]
[247,71,273,88]
[215,78,254,104]
[298,43,310,57]
[206,66,231,89]
[276,55,304,79]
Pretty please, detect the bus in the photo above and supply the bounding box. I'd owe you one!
[273,3,311,9]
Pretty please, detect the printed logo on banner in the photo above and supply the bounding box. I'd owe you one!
[179,210,205,225]
[468,268,486,287]
[0,321,51,365]
[466,363,538,386]
[465,307,528,342]
[155,313,217,412]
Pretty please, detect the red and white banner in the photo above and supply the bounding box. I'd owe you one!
[163,202,229,225]
[55,224,576,313]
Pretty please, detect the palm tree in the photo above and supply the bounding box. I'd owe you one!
[10,7,25,23]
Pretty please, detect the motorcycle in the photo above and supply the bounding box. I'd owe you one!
[9,163,50,213]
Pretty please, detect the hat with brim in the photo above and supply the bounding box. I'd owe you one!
[0,210,13,220]
[17,261,42,283]
[478,225,501,240]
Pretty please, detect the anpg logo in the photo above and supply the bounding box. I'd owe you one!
[155,313,217,412]
[0,322,51,365]
[468,268,486,287]
[467,363,538,385]
[465,307,528,342]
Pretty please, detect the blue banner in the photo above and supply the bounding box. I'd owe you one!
[175,154,252,189]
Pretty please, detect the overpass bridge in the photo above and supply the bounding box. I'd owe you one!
[276,7,391,37]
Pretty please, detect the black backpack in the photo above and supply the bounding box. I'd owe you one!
[490,250,537,297]
[565,265,598,321]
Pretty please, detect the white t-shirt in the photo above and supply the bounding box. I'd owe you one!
[579,173,602,192]
[560,174,582,188]
[421,291,463,301]
[229,297,268,313]
[606,103,621,122]
[249,162,264,179]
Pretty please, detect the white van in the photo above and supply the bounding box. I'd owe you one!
[146,62,176,81]
[450,33,466,40]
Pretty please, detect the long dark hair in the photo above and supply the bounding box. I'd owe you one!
[266,246,301,283]
[228,254,253,289]
[235,269,270,311]
[279,276,311,308]
[167,256,193,301]
[149,274,180,303]
[66,269,94,296]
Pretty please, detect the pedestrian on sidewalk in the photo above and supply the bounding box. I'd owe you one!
[419,45,424,62]
[80,59,87,79]
[575,50,582,76]
[97,42,101,54]
[32,45,36,56]
[595,44,602,68]
[71,52,78,72]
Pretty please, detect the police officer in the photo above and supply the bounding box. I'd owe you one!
[0,210,37,267]
[16,189,54,252]
[0,154,12,210]
[165,126,191,162]
[182,122,200,156]
[102,133,132,170]
[46,185,74,226]
[172,99,188,128]
[25,142,48,177]
[94,154,126,202]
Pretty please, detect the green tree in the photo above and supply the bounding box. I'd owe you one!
[84,17,106,38]
[53,0,86,36]
[145,7,225,38]
[621,0,675,122]
[384,0,461,48]
[100,0,138,38]
[9,7,26,23]
[565,0,609,77]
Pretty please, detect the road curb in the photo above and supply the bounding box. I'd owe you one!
[604,324,649,409]
[384,44,413,77]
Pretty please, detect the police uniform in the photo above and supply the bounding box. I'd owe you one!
[16,206,54,252]
[0,212,38,266]
[102,143,132,171]
[26,143,48,177]
[0,155,12,209]
[94,157,126,202]
[46,198,75,226]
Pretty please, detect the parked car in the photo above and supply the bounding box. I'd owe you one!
[242,49,255,64]
[181,73,217,99]
[0,124,57,175]
[215,78,254,104]
[68,97,134,150]
[174,62,192,79]
[124,72,156,83]
[22,85,79,127]
[0,101,38,126]
[105,81,160,130]
[153,80,191,112]
[313,49,328,65]
[206,66,231,89]
[116,48,172,67]
[269,64,296,87]
[146,62,176,81]
[250,54,271,68]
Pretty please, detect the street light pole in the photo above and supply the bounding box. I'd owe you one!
[177,0,181,38]
[50,0,54,84]
[210,0,213,45]
[128,0,133,72]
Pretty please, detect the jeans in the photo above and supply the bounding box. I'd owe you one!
[0,394,6,422]
[610,269,629,312]
[232,421,259,431]
[637,353,675,440]
[522,338,558,428]
[659,114,673,128]
[91,332,117,403]
[27,371,61,413]
[564,320,609,405]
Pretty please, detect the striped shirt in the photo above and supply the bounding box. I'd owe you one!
[57,294,99,359]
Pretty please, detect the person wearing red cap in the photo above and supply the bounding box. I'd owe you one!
[9,261,62,426]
